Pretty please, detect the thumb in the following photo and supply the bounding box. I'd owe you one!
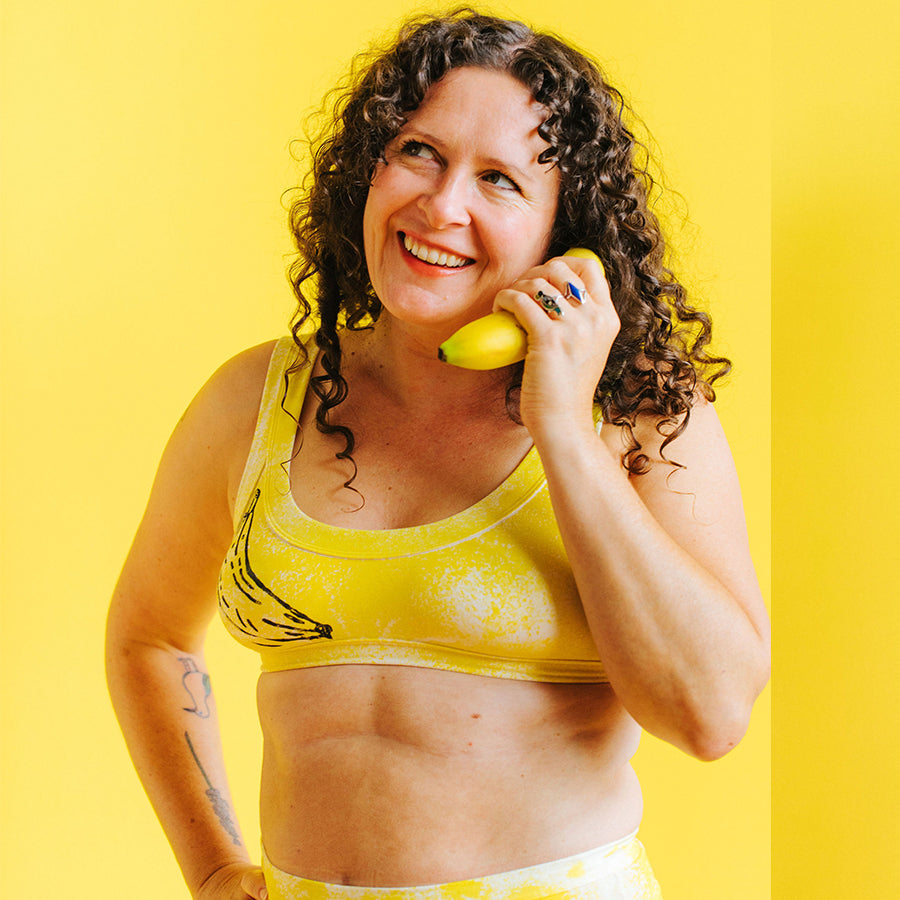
[240,866,268,900]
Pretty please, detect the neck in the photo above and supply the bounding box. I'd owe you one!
[342,317,513,419]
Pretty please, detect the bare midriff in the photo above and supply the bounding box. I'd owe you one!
[257,663,643,887]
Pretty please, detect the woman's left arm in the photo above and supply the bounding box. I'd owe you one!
[539,400,769,760]
[494,256,770,760]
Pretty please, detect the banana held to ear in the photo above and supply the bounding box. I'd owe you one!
[437,247,603,369]
[437,310,527,370]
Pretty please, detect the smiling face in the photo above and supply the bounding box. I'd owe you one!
[362,66,560,340]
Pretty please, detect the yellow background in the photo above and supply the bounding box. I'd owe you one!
[772,1,900,895]
[0,1,774,897]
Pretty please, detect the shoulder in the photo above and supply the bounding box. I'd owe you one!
[164,339,281,512]
[600,396,746,527]
[181,340,278,443]
[600,394,727,473]
[601,396,748,540]
[190,339,279,426]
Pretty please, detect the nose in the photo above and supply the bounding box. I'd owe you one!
[417,171,471,229]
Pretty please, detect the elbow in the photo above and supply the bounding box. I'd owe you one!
[682,662,770,762]
[685,718,748,761]
[644,696,751,761]
[676,700,752,760]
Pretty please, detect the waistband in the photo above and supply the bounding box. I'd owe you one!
[261,831,662,900]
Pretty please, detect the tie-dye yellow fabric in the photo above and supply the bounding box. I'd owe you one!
[218,335,607,683]
[261,833,662,899]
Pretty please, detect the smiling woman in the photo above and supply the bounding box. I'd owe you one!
[362,67,560,336]
[105,8,769,900]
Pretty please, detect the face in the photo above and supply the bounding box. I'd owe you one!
[363,66,560,339]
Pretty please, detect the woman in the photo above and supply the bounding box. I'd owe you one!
[106,9,769,899]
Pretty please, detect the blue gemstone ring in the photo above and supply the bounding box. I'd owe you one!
[564,281,586,304]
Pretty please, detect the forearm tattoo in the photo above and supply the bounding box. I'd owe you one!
[178,656,212,718]
[184,731,243,847]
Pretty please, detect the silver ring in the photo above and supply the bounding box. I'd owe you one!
[535,290,564,318]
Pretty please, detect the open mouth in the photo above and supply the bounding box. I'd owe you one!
[401,233,474,269]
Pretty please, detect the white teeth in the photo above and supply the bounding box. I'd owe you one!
[403,234,469,268]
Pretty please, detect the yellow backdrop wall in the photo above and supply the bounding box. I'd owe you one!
[0,2,770,898]
[772,1,900,897]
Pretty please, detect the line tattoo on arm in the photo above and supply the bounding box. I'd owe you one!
[184,731,243,847]
[178,656,212,718]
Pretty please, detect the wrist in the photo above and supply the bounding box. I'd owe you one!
[525,405,601,451]
[531,427,610,482]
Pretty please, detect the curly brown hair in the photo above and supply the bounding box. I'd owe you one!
[286,7,730,478]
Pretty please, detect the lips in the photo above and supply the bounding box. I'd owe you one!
[401,233,474,269]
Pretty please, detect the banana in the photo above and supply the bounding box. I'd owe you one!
[563,247,604,268]
[437,310,528,369]
[437,247,602,369]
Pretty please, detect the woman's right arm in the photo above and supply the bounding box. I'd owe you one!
[105,342,276,899]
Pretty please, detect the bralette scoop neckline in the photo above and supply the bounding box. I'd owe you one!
[264,345,548,559]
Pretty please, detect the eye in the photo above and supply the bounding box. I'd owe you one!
[482,170,521,192]
[398,139,436,160]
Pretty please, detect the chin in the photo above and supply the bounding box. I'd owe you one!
[379,292,488,334]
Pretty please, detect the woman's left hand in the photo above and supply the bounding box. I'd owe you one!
[491,253,618,436]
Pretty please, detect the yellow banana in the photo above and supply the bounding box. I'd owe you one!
[437,310,528,369]
[563,247,604,266]
[437,248,602,369]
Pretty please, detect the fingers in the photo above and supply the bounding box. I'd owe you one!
[534,288,566,319]
[240,867,268,900]
[544,255,606,301]
[492,280,563,333]
[489,250,619,356]
[490,255,620,405]
[495,255,606,315]
[493,274,614,336]
[542,255,617,334]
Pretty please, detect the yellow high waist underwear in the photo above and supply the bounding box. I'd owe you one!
[261,833,662,900]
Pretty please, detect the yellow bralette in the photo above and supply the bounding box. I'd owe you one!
[217,336,607,683]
